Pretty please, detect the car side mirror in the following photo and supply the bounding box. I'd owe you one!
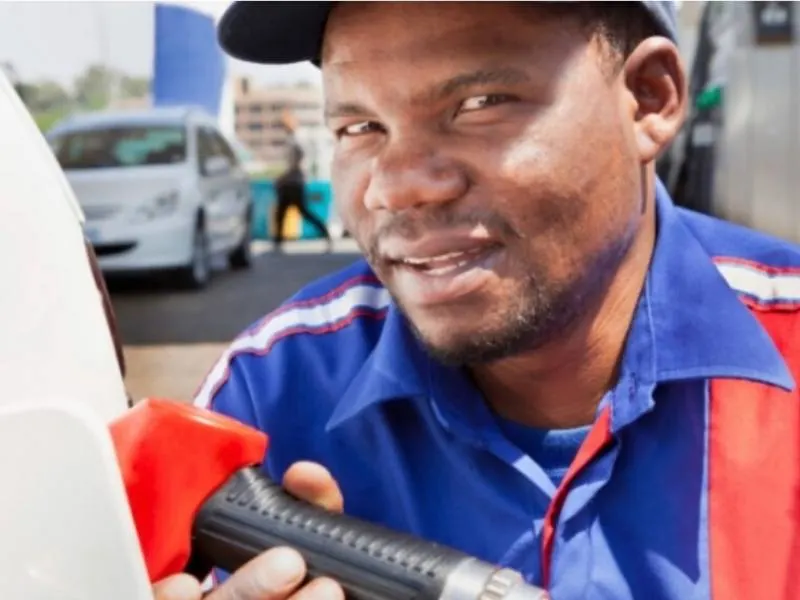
[203,156,231,177]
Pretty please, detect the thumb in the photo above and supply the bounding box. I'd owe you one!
[206,547,307,600]
[282,461,344,513]
[152,574,203,600]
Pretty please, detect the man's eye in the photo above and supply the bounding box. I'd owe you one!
[458,94,515,114]
[336,121,383,138]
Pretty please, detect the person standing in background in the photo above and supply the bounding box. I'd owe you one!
[273,113,333,252]
[273,142,333,252]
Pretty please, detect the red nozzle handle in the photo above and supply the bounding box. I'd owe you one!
[109,398,267,582]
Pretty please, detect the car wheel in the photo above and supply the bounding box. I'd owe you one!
[229,209,253,270]
[178,221,210,289]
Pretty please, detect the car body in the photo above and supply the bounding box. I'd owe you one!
[47,106,254,288]
[0,67,131,421]
[0,69,158,599]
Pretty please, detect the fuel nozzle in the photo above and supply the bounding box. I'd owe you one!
[110,398,551,600]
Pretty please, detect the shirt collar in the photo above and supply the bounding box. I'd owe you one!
[326,303,431,431]
[639,179,793,387]
[605,179,795,430]
[327,180,794,432]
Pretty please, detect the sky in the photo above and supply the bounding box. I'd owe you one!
[0,1,322,88]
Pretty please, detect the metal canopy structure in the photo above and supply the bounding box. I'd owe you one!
[668,1,800,244]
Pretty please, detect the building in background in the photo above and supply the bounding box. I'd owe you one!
[233,77,333,179]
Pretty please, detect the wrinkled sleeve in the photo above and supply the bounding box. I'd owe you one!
[192,352,274,592]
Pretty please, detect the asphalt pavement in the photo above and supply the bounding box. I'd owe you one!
[109,239,364,346]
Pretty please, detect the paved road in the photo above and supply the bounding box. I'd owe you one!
[109,240,364,346]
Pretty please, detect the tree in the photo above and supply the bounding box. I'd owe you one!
[119,75,149,100]
[73,64,114,110]
[3,62,152,133]
[24,80,71,113]
[72,65,150,110]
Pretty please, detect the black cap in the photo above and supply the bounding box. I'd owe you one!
[218,1,679,66]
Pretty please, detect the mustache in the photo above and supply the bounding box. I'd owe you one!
[365,209,519,261]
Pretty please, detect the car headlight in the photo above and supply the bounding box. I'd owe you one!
[134,190,180,221]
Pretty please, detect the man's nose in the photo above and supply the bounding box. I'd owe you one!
[363,141,468,212]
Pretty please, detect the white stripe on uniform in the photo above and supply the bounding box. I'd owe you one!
[717,261,800,303]
[194,284,392,408]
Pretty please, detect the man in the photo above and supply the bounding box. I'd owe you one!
[273,143,333,251]
[155,2,800,599]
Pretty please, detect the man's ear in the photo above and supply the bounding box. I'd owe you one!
[623,37,687,163]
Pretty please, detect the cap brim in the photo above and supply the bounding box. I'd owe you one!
[218,1,677,67]
[218,1,332,65]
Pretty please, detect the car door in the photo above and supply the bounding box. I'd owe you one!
[206,128,251,250]
[195,126,231,254]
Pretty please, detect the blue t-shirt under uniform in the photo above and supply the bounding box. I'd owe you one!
[496,418,591,489]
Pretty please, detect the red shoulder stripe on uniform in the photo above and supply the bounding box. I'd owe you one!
[708,370,800,598]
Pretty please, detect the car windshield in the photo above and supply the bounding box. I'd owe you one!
[50,124,187,170]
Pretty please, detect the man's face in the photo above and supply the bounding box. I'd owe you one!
[323,2,677,365]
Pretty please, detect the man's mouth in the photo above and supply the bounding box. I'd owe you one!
[383,238,505,307]
[396,246,494,276]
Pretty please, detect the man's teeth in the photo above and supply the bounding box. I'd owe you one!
[401,248,484,270]
[403,251,467,266]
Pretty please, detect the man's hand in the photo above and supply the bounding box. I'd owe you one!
[152,461,345,600]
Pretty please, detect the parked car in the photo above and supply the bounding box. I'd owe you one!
[46,106,254,289]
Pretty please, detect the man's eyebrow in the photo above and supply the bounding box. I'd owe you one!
[323,67,532,124]
[431,67,532,101]
[324,102,370,125]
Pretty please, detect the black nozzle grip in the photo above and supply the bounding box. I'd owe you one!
[189,467,470,600]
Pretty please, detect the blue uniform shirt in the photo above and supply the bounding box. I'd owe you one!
[195,180,797,599]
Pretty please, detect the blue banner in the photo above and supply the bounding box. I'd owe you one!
[152,3,225,116]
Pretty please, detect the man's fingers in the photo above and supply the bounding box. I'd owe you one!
[283,461,344,513]
[196,462,342,600]
[207,547,307,600]
[290,578,345,600]
[162,462,344,600]
[152,573,203,600]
